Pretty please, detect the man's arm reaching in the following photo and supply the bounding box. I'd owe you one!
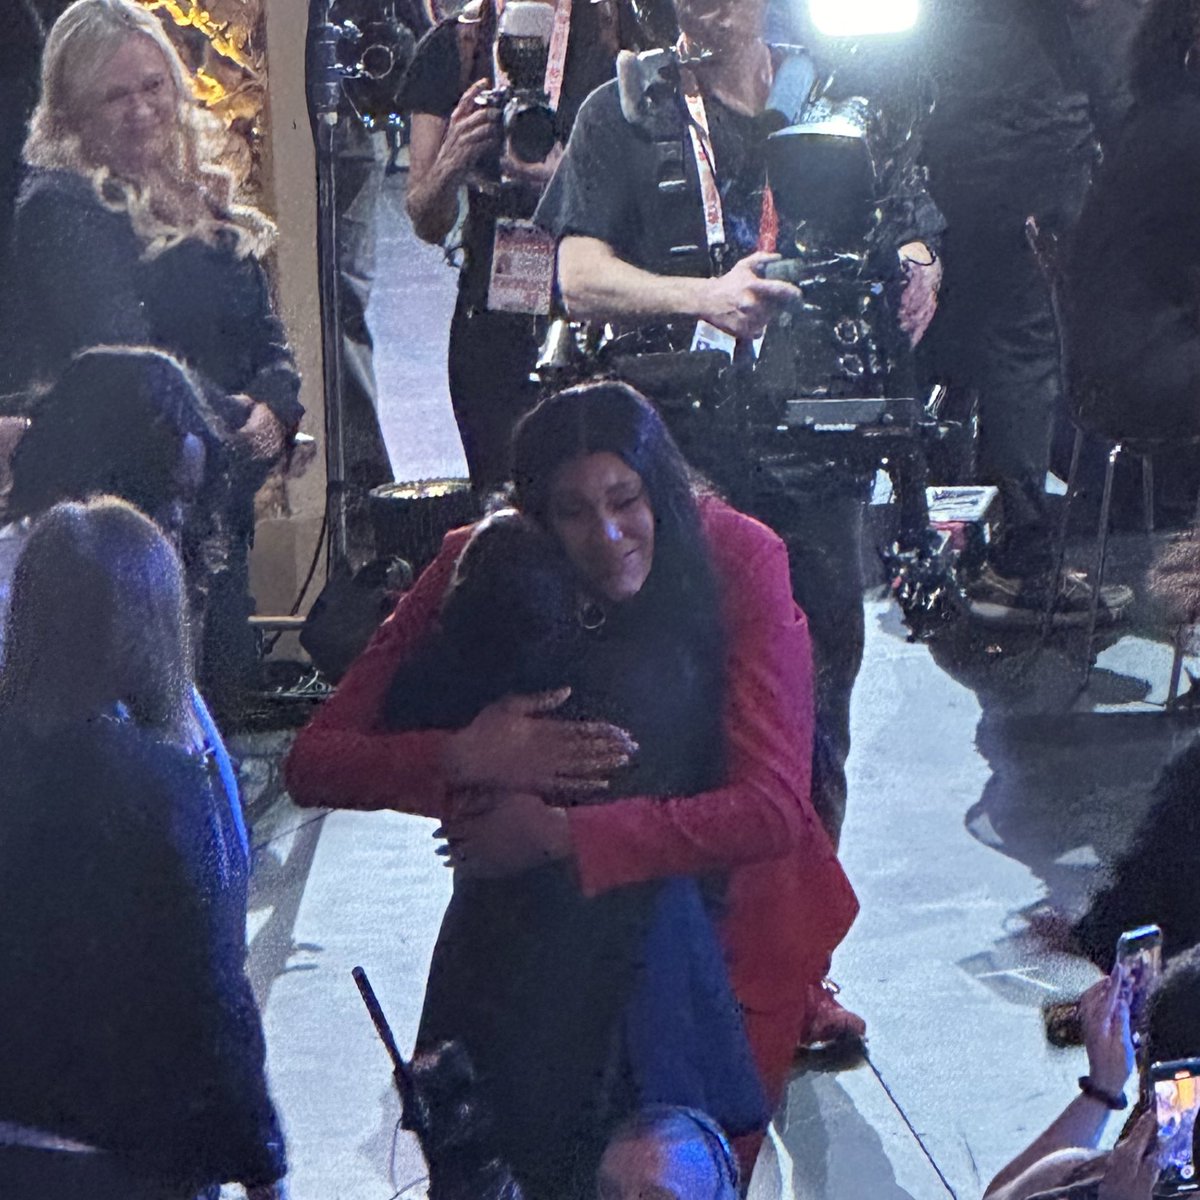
[557,237,800,340]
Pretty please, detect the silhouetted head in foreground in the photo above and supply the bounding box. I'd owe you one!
[0,495,192,735]
[596,1106,739,1200]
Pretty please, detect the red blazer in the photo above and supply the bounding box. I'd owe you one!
[284,497,858,1017]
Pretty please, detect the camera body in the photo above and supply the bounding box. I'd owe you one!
[477,1,563,165]
[476,85,558,165]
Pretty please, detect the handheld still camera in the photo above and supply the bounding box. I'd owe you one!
[475,1,560,164]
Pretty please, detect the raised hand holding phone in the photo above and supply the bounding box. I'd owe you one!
[1116,925,1164,1046]
[1081,964,1136,1100]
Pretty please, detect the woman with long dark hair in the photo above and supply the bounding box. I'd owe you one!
[0,497,286,1200]
[286,382,858,1194]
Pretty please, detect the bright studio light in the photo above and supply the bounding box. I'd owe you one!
[808,0,920,37]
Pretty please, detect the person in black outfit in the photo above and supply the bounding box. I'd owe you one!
[401,0,639,492]
[0,497,286,1200]
[1067,0,1200,450]
[9,0,305,717]
[920,0,1134,619]
[1068,736,1200,971]
[5,347,243,640]
[533,0,943,1046]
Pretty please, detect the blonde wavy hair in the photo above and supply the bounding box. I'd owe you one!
[23,0,275,260]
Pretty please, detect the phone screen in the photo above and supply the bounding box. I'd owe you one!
[1117,925,1163,1032]
[1154,1063,1200,1195]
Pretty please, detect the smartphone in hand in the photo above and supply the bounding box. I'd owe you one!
[1117,925,1164,1038]
[1151,1058,1200,1195]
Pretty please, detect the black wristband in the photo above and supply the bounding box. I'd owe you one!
[1079,1075,1128,1110]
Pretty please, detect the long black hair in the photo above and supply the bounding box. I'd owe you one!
[1146,943,1200,1063]
[1130,0,1200,102]
[512,380,723,658]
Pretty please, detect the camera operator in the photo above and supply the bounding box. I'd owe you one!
[534,0,942,1048]
[401,0,640,492]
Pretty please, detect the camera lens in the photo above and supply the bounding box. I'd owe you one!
[506,101,557,164]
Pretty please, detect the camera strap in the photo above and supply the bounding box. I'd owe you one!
[678,65,781,260]
[678,65,726,260]
[544,0,573,110]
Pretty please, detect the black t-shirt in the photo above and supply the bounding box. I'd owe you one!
[922,0,1095,208]
[536,78,772,279]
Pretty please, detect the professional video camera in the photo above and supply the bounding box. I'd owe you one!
[754,97,899,405]
[476,0,559,165]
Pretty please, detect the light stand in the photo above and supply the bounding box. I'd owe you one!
[309,7,351,577]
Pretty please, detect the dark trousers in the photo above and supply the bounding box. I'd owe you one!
[447,297,542,494]
[922,194,1083,578]
[746,473,867,846]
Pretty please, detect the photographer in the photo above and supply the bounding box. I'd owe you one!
[534,0,942,1046]
[401,0,639,491]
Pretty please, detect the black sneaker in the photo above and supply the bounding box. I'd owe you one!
[967,565,1134,628]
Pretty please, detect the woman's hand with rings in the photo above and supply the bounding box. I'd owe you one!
[438,80,503,182]
[443,687,638,796]
[1098,1113,1160,1200]
[1080,964,1135,1099]
[434,792,572,878]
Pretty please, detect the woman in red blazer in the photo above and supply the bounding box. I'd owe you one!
[284,383,858,1162]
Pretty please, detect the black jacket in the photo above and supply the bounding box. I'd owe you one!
[5,167,302,431]
[0,717,285,1192]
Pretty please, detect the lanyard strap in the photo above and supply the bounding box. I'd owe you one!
[679,64,725,255]
[678,63,779,267]
[492,0,508,86]
[544,0,573,111]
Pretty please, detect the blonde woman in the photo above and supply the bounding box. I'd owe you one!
[10,0,305,714]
